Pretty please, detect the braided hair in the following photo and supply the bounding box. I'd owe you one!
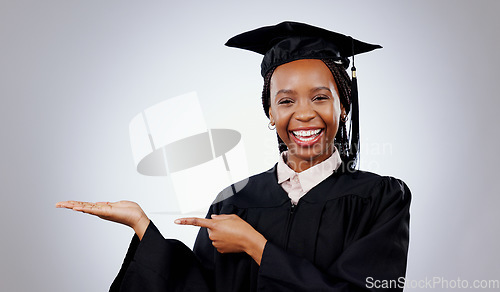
[261,59,356,169]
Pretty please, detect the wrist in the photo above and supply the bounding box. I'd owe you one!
[133,215,150,240]
[244,231,267,265]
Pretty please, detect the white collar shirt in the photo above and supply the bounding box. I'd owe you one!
[277,148,342,205]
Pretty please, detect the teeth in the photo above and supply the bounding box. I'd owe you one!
[292,129,321,137]
[295,135,315,142]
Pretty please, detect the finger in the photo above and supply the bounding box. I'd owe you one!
[71,202,95,210]
[174,217,213,228]
[56,201,89,209]
[72,204,110,216]
[57,200,94,207]
[210,214,235,220]
[55,201,68,208]
[56,201,76,208]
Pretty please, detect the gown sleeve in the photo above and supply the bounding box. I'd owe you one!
[257,177,411,292]
[109,221,214,292]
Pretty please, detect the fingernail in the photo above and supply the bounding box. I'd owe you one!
[174,219,181,224]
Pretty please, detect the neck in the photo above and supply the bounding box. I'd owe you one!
[285,150,334,173]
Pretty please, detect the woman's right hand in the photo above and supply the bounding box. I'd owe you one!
[56,200,150,240]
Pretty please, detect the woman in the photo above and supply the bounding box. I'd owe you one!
[57,21,411,291]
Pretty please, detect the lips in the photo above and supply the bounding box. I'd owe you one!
[290,128,324,146]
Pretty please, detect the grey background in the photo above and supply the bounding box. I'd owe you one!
[1,0,499,291]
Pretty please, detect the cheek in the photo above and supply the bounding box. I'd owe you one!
[323,104,341,136]
[270,106,288,125]
[324,104,338,122]
[270,108,292,140]
[274,113,290,134]
[331,101,342,124]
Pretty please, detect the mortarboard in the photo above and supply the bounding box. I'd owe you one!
[225,21,381,77]
[225,21,382,168]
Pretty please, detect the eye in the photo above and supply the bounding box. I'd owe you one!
[313,95,330,101]
[277,98,293,105]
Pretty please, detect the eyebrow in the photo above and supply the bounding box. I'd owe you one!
[275,86,332,97]
[275,89,296,97]
[310,86,332,94]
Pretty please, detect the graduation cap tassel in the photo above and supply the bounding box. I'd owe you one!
[350,37,360,168]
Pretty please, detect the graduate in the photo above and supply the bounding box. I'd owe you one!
[57,21,411,291]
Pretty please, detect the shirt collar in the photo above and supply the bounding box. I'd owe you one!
[277,147,342,192]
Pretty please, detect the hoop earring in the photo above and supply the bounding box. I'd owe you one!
[268,122,276,130]
[340,114,347,123]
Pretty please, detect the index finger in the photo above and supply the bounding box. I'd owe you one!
[174,217,213,228]
[55,200,92,208]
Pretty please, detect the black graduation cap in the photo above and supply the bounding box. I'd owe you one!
[225,21,381,77]
[225,21,382,168]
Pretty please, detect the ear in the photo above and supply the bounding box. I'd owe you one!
[268,108,275,125]
[340,104,347,121]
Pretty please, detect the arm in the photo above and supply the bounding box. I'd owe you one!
[169,177,410,291]
[175,214,268,265]
[111,221,213,292]
[56,200,214,291]
[257,177,411,291]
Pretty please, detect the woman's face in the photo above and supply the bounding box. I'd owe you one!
[269,59,344,172]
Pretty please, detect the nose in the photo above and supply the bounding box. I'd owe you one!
[294,100,316,122]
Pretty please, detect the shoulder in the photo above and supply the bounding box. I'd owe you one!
[324,170,412,224]
[332,168,411,202]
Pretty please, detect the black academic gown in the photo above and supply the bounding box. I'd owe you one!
[110,165,411,292]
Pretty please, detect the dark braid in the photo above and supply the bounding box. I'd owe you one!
[261,68,275,119]
[321,59,353,165]
[322,59,352,112]
[261,59,355,166]
[261,67,289,152]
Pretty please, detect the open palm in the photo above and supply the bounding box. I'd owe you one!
[56,200,150,239]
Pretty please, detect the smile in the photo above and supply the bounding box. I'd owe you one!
[290,129,324,145]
